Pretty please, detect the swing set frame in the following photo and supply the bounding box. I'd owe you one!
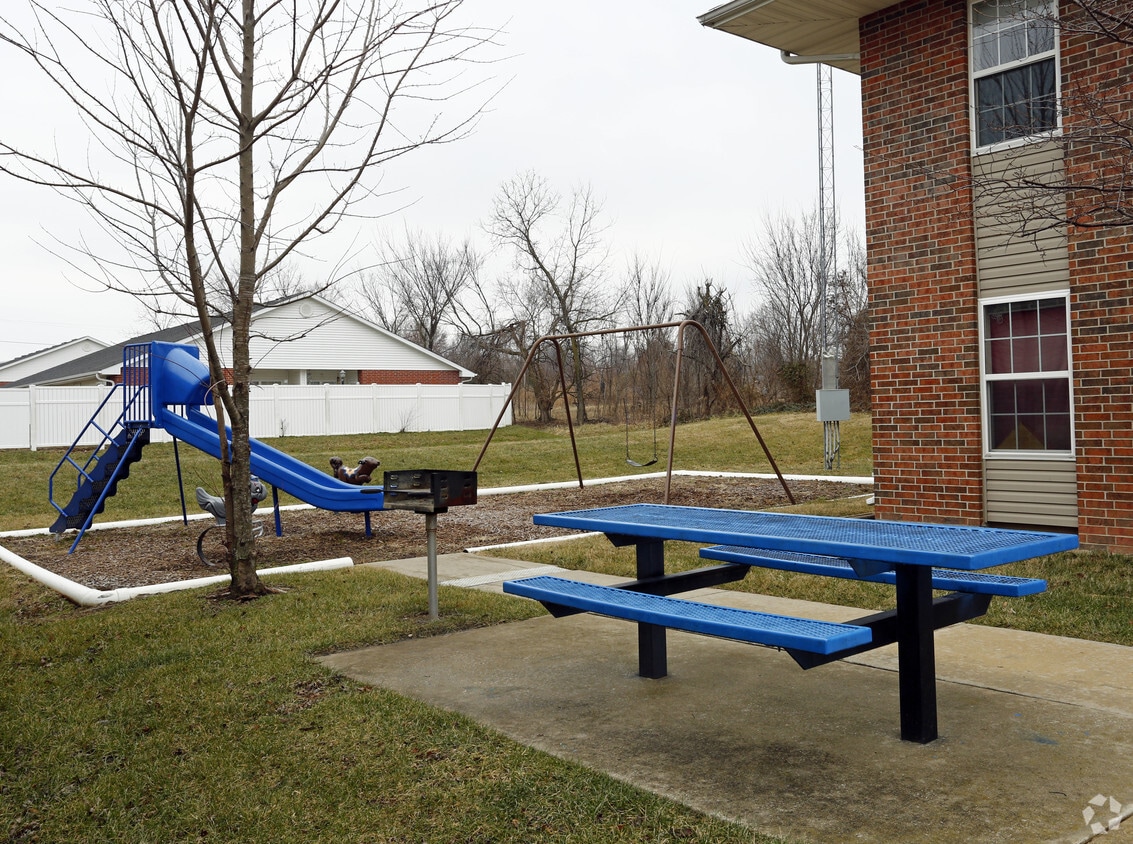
[473,320,795,505]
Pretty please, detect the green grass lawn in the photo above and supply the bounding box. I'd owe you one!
[2,412,859,843]
[0,567,775,843]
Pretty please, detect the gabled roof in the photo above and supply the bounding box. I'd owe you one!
[3,294,474,386]
[698,0,898,74]
[0,336,108,371]
[3,324,196,387]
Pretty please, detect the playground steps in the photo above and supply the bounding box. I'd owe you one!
[50,427,150,534]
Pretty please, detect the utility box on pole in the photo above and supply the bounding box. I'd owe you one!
[816,389,850,422]
[816,355,850,421]
[816,355,849,469]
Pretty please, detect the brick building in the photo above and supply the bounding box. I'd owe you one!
[700,0,1133,550]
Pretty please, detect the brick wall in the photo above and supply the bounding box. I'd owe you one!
[1061,11,1133,551]
[359,370,461,386]
[861,0,1133,548]
[860,0,986,525]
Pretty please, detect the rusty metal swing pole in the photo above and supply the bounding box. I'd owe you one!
[472,320,795,505]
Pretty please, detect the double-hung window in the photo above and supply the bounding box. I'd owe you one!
[981,294,1073,454]
[971,0,1059,149]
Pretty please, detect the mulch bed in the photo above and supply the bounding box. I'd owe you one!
[2,477,872,590]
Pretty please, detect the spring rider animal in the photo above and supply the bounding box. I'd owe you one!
[330,456,380,485]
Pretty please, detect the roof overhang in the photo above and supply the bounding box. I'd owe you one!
[698,0,898,75]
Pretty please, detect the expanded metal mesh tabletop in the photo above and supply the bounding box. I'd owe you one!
[533,504,1078,570]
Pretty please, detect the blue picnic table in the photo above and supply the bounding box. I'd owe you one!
[505,503,1078,743]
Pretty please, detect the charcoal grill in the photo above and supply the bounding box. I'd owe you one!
[382,469,478,619]
[383,469,477,514]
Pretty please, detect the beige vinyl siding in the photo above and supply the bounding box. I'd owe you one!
[975,141,1077,530]
[984,458,1078,528]
[974,142,1068,297]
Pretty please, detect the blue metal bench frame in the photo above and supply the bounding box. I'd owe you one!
[699,545,1048,597]
[512,504,1077,743]
[503,575,873,654]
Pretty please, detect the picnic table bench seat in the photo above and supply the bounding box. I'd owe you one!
[502,575,873,656]
[699,545,1048,597]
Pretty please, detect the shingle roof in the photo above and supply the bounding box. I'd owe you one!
[2,293,474,385]
[3,323,197,387]
[0,336,106,370]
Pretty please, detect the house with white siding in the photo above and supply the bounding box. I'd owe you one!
[3,295,474,388]
[0,337,110,386]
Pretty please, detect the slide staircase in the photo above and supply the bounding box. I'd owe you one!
[49,345,154,551]
[49,425,150,537]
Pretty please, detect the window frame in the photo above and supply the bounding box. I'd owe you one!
[969,0,1062,154]
[978,290,1075,459]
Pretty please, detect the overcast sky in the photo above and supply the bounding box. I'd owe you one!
[0,0,863,365]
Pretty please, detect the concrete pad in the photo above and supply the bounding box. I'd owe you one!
[330,554,1133,843]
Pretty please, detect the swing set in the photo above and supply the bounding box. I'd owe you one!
[474,320,795,505]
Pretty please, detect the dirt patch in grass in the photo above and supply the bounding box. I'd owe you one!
[2,477,871,590]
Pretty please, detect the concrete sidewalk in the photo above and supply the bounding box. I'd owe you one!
[322,552,1133,844]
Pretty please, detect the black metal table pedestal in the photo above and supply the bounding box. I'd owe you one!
[895,563,937,743]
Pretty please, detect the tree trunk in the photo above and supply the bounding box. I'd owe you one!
[227,0,265,598]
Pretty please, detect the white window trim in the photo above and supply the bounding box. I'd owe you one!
[978,290,1075,459]
[969,0,1063,155]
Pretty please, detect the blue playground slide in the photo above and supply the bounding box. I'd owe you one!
[150,341,385,512]
[49,341,384,552]
[158,407,385,512]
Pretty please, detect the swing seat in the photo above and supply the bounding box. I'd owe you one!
[626,457,658,468]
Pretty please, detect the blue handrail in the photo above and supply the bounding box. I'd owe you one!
[48,384,127,518]
[48,345,155,550]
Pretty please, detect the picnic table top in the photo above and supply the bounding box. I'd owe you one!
[532,503,1079,571]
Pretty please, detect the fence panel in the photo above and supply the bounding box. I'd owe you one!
[0,389,32,449]
[1,383,512,450]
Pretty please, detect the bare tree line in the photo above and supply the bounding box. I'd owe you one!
[362,171,869,423]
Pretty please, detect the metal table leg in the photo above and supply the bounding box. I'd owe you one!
[894,563,937,743]
[635,539,667,679]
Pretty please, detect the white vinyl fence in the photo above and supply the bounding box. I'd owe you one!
[0,383,513,450]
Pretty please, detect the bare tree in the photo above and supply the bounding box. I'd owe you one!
[465,274,566,422]
[744,212,825,404]
[743,211,867,405]
[362,229,480,352]
[831,234,869,409]
[486,171,622,424]
[609,256,675,421]
[678,280,737,419]
[0,0,493,597]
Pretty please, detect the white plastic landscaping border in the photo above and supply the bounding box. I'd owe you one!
[0,470,871,605]
[0,547,353,607]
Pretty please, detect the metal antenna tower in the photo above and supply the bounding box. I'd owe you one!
[815,62,846,470]
[817,62,836,356]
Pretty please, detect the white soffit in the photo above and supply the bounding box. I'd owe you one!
[698,0,898,75]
